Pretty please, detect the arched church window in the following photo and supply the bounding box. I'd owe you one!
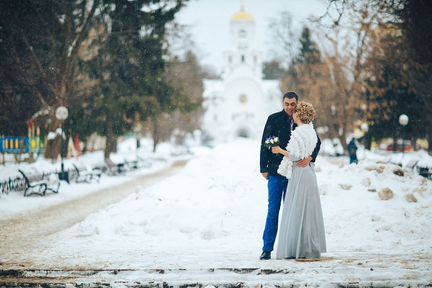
[239,94,247,104]
[241,55,245,63]
[228,55,232,63]
[239,29,247,38]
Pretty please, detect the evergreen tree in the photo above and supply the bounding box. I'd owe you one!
[284,26,323,92]
[1,0,193,159]
[365,24,428,149]
[399,0,432,151]
[75,0,187,158]
[280,26,334,136]
[295,27,322,66]
[0,0,99,159]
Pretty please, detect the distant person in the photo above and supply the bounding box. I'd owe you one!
[347,138,358,164]
[259,92,321,260]
[271,101,326,260]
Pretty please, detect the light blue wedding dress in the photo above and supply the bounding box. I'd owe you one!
[275,157,326,259]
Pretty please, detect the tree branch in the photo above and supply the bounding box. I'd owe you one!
[69,0,99,61]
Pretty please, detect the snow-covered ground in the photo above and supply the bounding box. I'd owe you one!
[4,139,431,285]
[0,138,194,219]
[321,138,432,169]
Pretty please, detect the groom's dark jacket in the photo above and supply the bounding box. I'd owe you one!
[260,110,321,175]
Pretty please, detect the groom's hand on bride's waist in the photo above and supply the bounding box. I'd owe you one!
[297,156,312,168]
[261,172,269,180]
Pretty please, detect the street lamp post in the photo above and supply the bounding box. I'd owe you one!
[56,106,69,182]
[399,114,409,154]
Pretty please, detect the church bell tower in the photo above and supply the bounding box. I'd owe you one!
[223,5,262,78]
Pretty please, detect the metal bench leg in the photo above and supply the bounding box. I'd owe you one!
[24,183,47,197]
[46,182,60,194]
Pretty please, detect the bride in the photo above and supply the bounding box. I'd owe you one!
[271,101,326,259]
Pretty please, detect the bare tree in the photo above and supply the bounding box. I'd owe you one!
[268,11,298,69]
[310,1,383,149]
[152,51,204,151]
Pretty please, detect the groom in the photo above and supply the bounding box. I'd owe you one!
[259,91,321,260]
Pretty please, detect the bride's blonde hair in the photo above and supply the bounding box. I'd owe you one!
[295,101,316,124]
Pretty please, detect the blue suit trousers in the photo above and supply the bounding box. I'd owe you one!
[262,174,288,253]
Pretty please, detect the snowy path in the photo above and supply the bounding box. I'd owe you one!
[0,160,187,266]
[0,140,431,286]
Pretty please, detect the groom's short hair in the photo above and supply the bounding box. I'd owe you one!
[283,91,298,101]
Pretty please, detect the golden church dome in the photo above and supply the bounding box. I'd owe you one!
[231,9,254,22]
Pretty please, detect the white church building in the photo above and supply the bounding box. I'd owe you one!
[202,6,281,143]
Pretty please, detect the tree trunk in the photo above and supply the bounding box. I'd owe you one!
[338,123,348,155]
[151,116,159,153]
[427,133,432,153]
[82,140,87,154]
[112,137,118,154]
[365,134,372,150]
[338,134,347,155]
[104,120,115,160]
[44,118,62,161]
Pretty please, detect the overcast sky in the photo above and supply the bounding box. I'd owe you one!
[175,0,329,74]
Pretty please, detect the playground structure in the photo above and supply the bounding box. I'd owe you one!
[0,122,44,164]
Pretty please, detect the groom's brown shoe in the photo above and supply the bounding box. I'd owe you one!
[260,251,271,260]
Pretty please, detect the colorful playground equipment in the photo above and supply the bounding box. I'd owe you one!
[0,122,44,163]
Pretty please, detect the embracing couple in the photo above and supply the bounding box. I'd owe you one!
[259,91,326,261]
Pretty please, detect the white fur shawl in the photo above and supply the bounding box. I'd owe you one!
[277,123,317,179]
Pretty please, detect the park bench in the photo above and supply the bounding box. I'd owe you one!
[417,166,432,180]
[104,158,126,175]
[18,169,60,197]
[124,159,139,171]
[137,155,152,169]
[404,159,419,172]
[71,163,102,183]
[123,155,153,171]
